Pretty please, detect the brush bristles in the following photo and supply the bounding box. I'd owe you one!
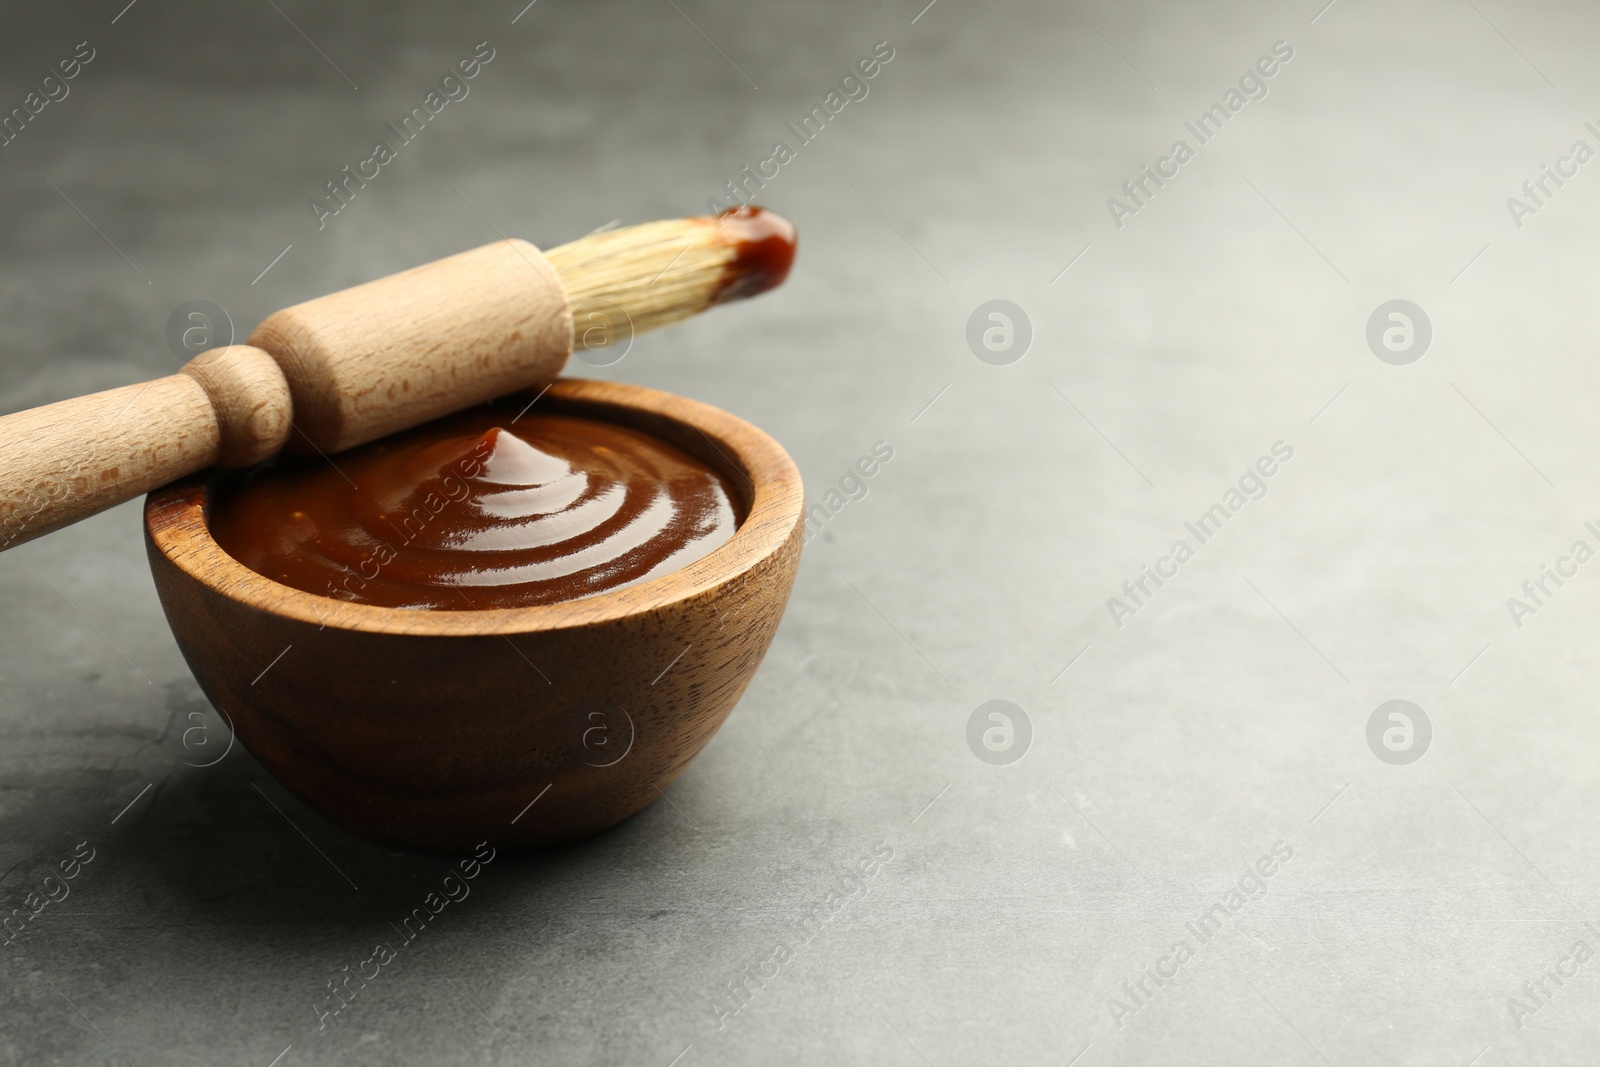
[546,217,731,352]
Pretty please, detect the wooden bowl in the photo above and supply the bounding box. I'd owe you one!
[143,379,804,852]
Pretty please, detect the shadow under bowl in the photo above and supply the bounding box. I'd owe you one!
[144,378,804,852]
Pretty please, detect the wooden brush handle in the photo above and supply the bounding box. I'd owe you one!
[252,239,570,454]
[0,239,572,551]
[0,346,292,550]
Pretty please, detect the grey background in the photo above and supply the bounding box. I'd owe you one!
[2,0,1597,1064]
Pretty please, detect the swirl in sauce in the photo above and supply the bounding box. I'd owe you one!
[209,409,742,610]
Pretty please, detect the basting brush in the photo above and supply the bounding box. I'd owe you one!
[0,204,797,551]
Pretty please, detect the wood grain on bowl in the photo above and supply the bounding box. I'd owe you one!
[144,379,804,852]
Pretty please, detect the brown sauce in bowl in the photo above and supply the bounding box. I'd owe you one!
[210,408,742,610]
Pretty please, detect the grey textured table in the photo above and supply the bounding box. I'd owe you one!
[4,1,1600,1064]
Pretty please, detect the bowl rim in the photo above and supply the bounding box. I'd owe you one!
[144,377,805,636]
